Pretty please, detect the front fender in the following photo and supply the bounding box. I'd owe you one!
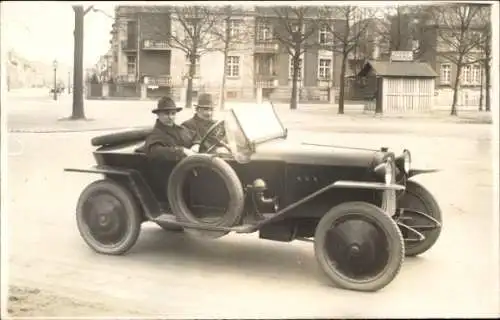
[408,168,440,178]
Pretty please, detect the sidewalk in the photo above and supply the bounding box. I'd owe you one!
[4,91,493,134]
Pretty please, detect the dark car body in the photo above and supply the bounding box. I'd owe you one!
[65,102,442,292]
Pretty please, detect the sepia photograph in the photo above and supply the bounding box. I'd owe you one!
[1,0,498,318]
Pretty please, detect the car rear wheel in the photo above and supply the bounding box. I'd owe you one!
[314,201,404,292]
[76,179,142,255]
[397,180,442,257]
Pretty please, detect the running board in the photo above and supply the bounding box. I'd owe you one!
[153,214,260,233]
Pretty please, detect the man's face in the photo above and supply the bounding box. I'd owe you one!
[157,110,176,126]
[196,107,213,121]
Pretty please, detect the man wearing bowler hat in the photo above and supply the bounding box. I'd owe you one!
[145,96,195,161]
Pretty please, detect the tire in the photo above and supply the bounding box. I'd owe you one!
[397,180,442,257]
[314,201,405,292]
[91,128,153,147]
[76,179,142,255]
[167,154,245,238]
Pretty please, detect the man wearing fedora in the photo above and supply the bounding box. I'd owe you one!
[182,93,221,141]
[145,96,195,161]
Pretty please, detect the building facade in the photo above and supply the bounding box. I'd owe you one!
[108,5,347,102]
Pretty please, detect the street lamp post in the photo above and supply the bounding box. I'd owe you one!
[68,71,71,94]
[53,59,58,101]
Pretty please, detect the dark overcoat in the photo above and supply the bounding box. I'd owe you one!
[145,119,194,161]
[181,115,216,141]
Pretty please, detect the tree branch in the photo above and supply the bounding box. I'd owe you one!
[84,6,94,15]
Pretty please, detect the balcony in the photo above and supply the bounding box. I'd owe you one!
[255,73,278,88]
[254,40,279,54]
[121,40,137,52]
[143,39,170,51]
[116,74,137,83]
[144,75,172,87]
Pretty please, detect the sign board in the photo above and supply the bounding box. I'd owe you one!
[390,51,414,62]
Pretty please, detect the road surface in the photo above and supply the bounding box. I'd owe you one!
[5,122,499,318]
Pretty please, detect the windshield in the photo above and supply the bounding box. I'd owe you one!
[230,102,286,143]
[224,102,287,163]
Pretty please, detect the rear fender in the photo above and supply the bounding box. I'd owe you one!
[64,165,162,220]
[408,169,440,178]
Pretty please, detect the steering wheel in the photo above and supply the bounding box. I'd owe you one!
[197,120,231,154]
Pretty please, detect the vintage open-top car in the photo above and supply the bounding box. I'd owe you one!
[65,102,442,292]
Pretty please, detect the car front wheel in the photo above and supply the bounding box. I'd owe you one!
[76,179,142,255]
[314,201,405,292]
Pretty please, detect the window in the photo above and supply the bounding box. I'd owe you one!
[226,56,240,77]
[461,65,472,84]
[257,21,272,41]
[127,21,137,36]
[229,20,242,38]
[470,31,482,44]
[318,24,332,45]
[185,56,200,78]
[318,58,331,80]
[472,64,482,84]
[291,22,302,33]
[289,57,303,79]
[440,63,451,84]
[126,55,136,75]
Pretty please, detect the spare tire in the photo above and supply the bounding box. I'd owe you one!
[167,154,245,231]
[91,128,153,147]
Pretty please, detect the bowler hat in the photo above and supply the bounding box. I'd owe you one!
[194,93,214,109]
[152,96,182,114]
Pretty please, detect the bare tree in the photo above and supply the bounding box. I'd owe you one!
[260,6,319,110]
[209,5,253,110]
[430,4,485,116]
[375,5,431,60]
[320,6,375,114]
[476,5,492,112]
[169,6,218,108]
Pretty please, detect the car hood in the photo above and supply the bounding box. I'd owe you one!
[250,139,382,167]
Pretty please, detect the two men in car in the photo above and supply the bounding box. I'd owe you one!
[144,93,225,160]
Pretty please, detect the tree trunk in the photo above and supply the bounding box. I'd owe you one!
[219,18,231,111]
[185,52,197,109]
[478,63,484,111]
[485,58,491,112]
[290,53,300,110]
[338,54,348,114]
[450,61,462,116]
[219,49,228,110]
[71,6,86,120]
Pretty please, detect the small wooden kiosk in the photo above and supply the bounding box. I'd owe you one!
[357,51,438,114]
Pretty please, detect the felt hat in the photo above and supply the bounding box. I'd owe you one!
[194,93,214,109]
[152,96,182,114]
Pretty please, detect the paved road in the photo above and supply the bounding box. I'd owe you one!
[6,124,499,318]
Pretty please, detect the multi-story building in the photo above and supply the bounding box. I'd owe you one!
[347,5,488,107]
[418,5,488,107]
[108,5,350,102]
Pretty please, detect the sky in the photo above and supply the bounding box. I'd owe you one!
[1,1,115,68]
